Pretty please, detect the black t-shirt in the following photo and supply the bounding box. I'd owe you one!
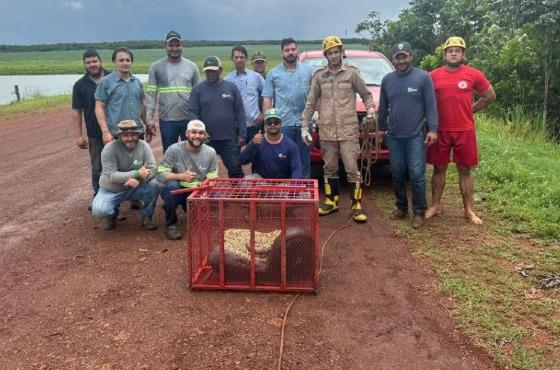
[71,70,109,139]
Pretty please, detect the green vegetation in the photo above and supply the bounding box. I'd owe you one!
[356,1,560,139]
[376,115,560,369]
[0,43,369,75]
[0,94,70,119]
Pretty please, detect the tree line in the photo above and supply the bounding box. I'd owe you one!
[0,38,367,52]
[356,0,560,139]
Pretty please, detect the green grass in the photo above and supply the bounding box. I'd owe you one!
[374,114,560,369]
[0,44,369,75]
[0,94,70,119]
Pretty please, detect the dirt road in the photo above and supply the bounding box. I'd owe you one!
[0,108,496,369]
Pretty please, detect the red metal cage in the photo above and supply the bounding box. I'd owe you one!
[186,178,319,292]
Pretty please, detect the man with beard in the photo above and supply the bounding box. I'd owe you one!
[72,49,110,207]
[262,38,314,178]
[91,120,160,231]
[146,31,201,153]
[95,47,155,145]
[426,36,496,224]
[225,45,265,143]
[158,120,218,240]
[378,42,438,228]
[240,108,302,179]
[301,35,375,222]
[188,56,245,179]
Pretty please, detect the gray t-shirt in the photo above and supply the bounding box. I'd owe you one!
[99,139,156,192]
[146,57,201,123]
[158,142,218,187]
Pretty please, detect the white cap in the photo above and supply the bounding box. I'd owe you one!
[187,119,206,132]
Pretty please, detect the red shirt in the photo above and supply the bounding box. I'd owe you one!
[430,65,490,131]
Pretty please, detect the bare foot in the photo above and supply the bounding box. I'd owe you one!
[465,211,483,224]
[425,206,440,219]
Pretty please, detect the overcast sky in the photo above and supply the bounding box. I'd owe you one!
[1,0,410,45]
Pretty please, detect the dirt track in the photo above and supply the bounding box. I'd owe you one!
[0,108,496,369]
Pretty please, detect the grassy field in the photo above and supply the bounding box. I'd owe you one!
[375,115,560,369]
[0,43,369,75]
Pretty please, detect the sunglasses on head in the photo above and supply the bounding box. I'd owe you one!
[265,120,281,126]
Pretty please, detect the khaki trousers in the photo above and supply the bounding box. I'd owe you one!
[321,139,361,183]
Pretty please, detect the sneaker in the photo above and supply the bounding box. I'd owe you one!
[165,225,182,240]
[412,214,425,228]
[102,216,117,230]
[390,208,407,220]
[141,215,157,231]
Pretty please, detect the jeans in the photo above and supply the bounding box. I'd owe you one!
[92,179,160,219]
[208,139,243,178]
[282,125,310,179]
[161,181,188,226]
[386,133,427,215]
[160,119,188,154]
[88,136,104,196]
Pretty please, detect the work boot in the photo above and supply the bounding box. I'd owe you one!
[390,208,407,220]
[319,178,339,216]
[412,214,425,228]
[349,182,367,223]
[102,216,117,230]
[141,215,157,231]
[165,224,182,240]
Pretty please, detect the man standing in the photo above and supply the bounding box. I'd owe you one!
[301,35,375,222]
[95,47,155,144]
[146,31,200,153]
[263,38,314,178]
[251,51,268,79]
[426,37,496,224]
[378,42,438,228]
[158,120,218,240]
[225,45,265,143]
[91,120,159,231]
[71,49,109,205]
[189,56,246,178]
[240,108,302,179]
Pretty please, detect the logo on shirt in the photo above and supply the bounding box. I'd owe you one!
[278,153,287,159]
[458,80,468,89]
[407,87,418,93]
[222,93,232,99]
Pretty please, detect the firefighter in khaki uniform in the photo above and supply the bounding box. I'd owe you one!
[301,35,375,223]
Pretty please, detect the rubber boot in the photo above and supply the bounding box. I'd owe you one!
[319,178,339,216]
[350,182,368,223]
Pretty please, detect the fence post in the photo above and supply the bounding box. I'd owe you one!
[14,85,20,102]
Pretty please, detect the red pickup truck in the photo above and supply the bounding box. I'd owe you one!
[298,49,394,166]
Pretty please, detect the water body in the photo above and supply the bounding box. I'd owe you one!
[0,74,148,105]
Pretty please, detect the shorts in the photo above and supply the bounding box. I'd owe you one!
[427,130,478,167]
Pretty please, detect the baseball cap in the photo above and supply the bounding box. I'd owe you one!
[187,119,206,132]
[117,119,142,134]
[251,51,267,63]
[203,56,222,71]
[165,30,182,43]
[264,108,282,122]
[392,41,412,57]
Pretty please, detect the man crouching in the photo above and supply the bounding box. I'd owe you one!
[92,120,160,230]
[158,120,218,240]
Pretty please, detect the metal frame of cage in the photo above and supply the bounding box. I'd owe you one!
[184,178,319,292]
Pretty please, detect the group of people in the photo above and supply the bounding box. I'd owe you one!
[72,30,494,241]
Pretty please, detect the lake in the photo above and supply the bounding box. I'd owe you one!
[0,74,148,105]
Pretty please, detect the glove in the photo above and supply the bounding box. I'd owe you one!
[301,127,313,146]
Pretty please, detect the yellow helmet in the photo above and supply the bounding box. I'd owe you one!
[322,35,343,52]
[443,36,466,50]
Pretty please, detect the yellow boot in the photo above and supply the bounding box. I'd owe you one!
[319,178,339,216]
[350,182,367,223]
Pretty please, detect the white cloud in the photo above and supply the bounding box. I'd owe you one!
[62,1,83,10]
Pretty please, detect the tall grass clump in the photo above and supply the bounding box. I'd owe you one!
[476,113,560,239]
